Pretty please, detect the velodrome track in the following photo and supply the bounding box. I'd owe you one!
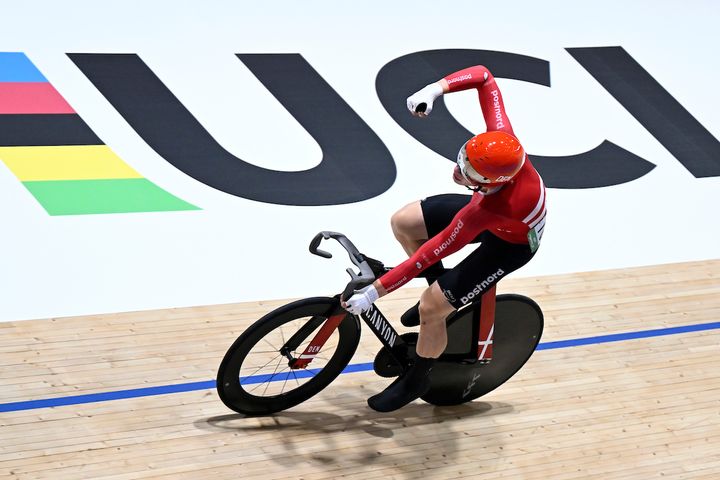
[2,260,719,479]
[2,1,720,478]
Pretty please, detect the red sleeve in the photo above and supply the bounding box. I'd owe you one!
[444,65,515,136]
[378,198,500,294]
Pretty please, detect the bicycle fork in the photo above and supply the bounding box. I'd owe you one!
[284,309,346,369]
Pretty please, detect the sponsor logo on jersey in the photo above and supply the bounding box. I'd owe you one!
[447,73,472,85]
[491,90,505,129]
[460,268,505,305]
[386,276,407,291]
[433,219,464,256]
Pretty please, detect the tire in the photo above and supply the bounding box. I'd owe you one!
[217,297,361,415]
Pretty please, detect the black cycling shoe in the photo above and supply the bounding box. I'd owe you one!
[367,356,434,412]
[400,302,420,327]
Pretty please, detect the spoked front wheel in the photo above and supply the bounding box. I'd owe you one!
[217,297,361,415]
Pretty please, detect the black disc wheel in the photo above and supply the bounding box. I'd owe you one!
[422,294,544,406]
[217,297,360,415]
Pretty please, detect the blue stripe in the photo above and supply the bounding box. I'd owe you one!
[535,322,720,350]
[1,321,718,413]
[0,381,215,412]
[0,52,47,82]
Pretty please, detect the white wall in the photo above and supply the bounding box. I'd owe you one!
[1,0,718,321]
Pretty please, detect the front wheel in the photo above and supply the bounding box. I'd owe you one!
[217,297,360,415]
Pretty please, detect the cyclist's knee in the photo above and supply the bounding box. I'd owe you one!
[390,201,425,240]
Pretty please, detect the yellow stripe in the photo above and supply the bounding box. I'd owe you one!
[0,145,142,181]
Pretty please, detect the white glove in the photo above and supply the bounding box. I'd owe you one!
[343,284,380,315]
[407,82,444,117]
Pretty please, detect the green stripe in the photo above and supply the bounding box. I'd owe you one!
[22,178,199,215]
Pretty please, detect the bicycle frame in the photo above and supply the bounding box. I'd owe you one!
[287,230,498,369]
[288,299,407,369]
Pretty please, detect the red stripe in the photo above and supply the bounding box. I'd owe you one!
[477,286,496,360]
[290,312,346,369]
[0,82,74,114]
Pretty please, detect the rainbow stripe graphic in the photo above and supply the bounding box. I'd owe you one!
[0,52,198,215]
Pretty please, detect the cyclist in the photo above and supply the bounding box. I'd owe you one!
[343,65,547,412]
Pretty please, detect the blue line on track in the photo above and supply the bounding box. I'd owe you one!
[1,321,719,413]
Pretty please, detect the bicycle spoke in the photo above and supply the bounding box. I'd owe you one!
[289,368,301,387]
[261,337,279,352]
[261,357,285,396]
[247,357,284,395]
[280,370,291,394]
[279,323,287,345]
[270,365,296,394]
[241,353,284,382]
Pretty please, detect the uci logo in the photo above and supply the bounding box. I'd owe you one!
[4,47,717,210]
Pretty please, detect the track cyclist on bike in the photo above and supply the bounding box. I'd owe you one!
[343,65,547,412]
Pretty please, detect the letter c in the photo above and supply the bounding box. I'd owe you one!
[376,49,656,188]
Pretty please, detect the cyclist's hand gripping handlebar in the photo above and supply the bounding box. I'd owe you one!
[309,231,376,301]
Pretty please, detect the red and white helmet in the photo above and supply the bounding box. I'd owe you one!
[457,131,526,188]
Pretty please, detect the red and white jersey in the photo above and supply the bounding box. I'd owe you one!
[378,65,546,294]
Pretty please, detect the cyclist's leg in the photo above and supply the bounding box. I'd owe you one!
[416,283,456,358]
[413,231,532,357]
[390,200,427,256]
[397,194,476,326]
[392,195,475,253]
[412,235,531,359]
[368,282,456,412]
[392,194,473,287]
[419,194,475,243]
[436,232,536,311]
[368,282,457,412]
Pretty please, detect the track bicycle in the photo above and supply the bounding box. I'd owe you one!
[217,231,543,415]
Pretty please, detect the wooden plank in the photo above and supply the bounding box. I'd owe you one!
[0,259,719,479]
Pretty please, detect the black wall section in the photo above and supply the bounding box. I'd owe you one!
[568,46,720,178]
[0,114,101,146]
[68,53,395,206]
[376,49,656,188]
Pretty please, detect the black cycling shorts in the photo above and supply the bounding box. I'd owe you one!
[420,194,535,309]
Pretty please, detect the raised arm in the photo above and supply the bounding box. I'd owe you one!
[407,65,515,136]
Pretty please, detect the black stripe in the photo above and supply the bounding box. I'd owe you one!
[568,46,720,178]
[377,49,657,189]
[0,114,102,146]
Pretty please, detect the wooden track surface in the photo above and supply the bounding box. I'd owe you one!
[1,259,719,479]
